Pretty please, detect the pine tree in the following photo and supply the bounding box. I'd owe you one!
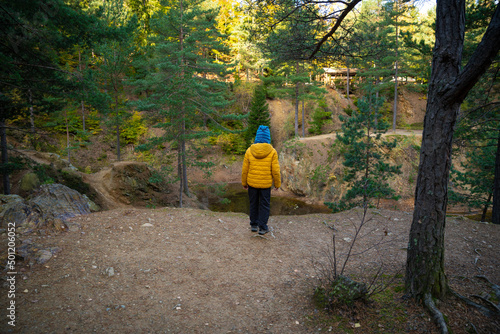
[245,85,271,145]
[325,96,401,213]
[135,0,235,206]
[0,0,107,193]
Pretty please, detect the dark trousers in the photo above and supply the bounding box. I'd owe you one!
[248,186,271,231]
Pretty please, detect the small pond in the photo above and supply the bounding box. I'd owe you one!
[197,183,331,216]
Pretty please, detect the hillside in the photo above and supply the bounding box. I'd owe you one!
[0,207,498,333]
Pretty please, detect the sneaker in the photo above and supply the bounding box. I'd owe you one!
[258,228,269,235]
[251,226,258,232]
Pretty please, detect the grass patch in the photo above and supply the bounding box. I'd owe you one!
[308,279,413,333]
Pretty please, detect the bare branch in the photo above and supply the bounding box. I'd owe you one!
[308,0,362,59]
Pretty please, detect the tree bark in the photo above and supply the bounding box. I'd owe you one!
[64,110,71,164]
[392,4,399,133]
[28,89,37,149]
[481,192,492,223]
[294,83,299,137]
[492,129,500,224]
[302,99,305,137]
[346,65,350,99]
[181,118,189,197]
[0,119,10,195]
[79,50,86,132]
[295,62,299,137]
[115,96,121,162]
[406,0,500,301]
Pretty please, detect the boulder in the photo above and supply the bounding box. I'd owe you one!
[16,239,61,265]
[31,183,92,220]
[0,184,93,233]
[0,194,24,220]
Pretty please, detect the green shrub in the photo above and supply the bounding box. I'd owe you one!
[121,111,147,144]
[308,99,332,135]
[217,133,247,155]
[344,106,354,116]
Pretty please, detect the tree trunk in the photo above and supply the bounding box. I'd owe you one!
[28,89,36,148]
[481,192,492,223]
[178,145,183,208]
[177,144,183,207]
[181,118,189,197]
[116,122,120,162]
[81,100,86,132]
[375,78,379,127]
[0,119,10,195]
[405,0,500,303]
[79,50,86,132]
[179,0,189,199]
[302,99,305,137]
[393,1,399,133]
[346,66,350,99]
[64,111,71,164]
[28,89,35,135]
[294,83,299,137]
[492,129,500,224]
[115,102,121,162]
[295,62,299,137]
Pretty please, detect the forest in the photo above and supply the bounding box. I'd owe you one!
[1,0,499,332]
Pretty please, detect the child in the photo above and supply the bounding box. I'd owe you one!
[241,125,281,235]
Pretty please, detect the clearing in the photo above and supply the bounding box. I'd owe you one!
[0,206,498,333]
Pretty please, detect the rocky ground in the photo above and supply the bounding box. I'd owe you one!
[1,206,499,333]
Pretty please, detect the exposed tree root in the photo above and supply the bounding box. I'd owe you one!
[451,276,500,318]
[423,293,449,334]
[475,275,500,300]
[451,290,495,318]
[466,322,479,334]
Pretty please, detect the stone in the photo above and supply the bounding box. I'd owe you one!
[105,267,115,277]
[35,249,53,264]
[83,194,100,212]
[0,194,24,221]
[31,184,92,220]
[1,184,92,233]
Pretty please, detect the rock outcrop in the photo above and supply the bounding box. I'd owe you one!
[279,133,421,205]
[1,183,97,234]
[279,137,343,204]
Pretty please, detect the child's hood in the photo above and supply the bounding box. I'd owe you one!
[250,143,274,159]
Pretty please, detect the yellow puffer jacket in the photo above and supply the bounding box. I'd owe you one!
[241,143,281,189]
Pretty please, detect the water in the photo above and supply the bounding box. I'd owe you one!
[200,183,331,216]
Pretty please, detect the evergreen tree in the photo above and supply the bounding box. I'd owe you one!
[0,0,107,193]
[264,62,325,137]
[245,84,271,145]
[325,96,401,213]
[135,0,235,206]
[93,1,138,162]
[255,1,325,137]
[450,135,496,222]
[308,98,332,135]
[449,0,500,224]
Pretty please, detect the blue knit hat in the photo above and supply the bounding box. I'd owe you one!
[254,125,271,144]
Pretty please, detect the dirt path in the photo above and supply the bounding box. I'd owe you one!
[299,129,423,143]
[1,207,498,333]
